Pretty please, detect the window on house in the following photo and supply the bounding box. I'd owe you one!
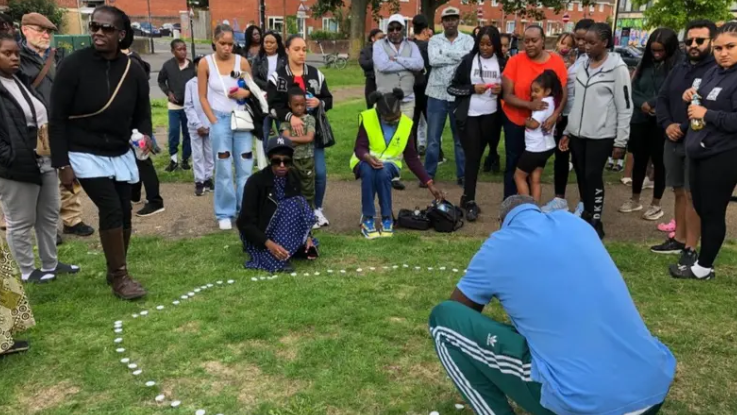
[461,0,469,4]
[492,0,499,6]
[546,22,554,35]
[589,5,595,12]
[268,16,284,32]
[576,2,582,11]
[506,21,516,34]
[599,3,604,12]
[479,0,485,5]
[322,17,339,32]
[567,2,574,11]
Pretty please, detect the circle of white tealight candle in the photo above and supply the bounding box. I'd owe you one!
[114,328,123,334]
[181,295,188,299]
[145,381,156,387]
[314,272,320,276]
[155,394,165,402]
[228,280,235,284]
[260,276,266,280]
[440,267,446,270]
[415,267,421,270]
[114,320,123,325]
[201,286,207,290]
[340,270,346,273]
[171,400,181,407]
[403,264,408,268]
[188,292,195,296]
[114,338,123,343]
[393,265,398,269]
[251,277,258,281]
[121,358,130,364]
[196,410,206,415]
[291,272,297,277]
[116,348,125,353]
[194,288,201,293]
[132,314,139,318]
[452,268,459,272]
[327,269,333,273]
[303,273,309,276]
[455,403,464,409]
[430,412,440,415]
[207,284,213,287]
[356,268,362,272]
[217,281,223,284]
[140,311,148,316]
[132,369,142,376]
[428,267,433,271]
[156,305,164,310]
[128,363,137,369]
[173,301,180,305]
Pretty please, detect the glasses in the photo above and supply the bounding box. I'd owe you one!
[270,157,293,167]
[685,37,708,47]
[89,21,118,34]
[26,25,52,36]
[387,26,403,33]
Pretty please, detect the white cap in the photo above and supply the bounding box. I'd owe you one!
[387,14,405,28]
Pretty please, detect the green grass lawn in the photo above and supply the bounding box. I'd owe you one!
[1,234,736,414]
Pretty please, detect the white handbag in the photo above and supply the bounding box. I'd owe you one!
[212,55,254,132]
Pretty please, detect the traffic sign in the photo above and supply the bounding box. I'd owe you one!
[562,12,570,23]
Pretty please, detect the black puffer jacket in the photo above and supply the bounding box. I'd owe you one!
[251,53,287,91]
[236,167,303,248]
[0,73,47,185]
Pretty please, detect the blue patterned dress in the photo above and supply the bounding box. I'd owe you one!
[243,176,318,272]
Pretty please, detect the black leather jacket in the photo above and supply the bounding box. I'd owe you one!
[251,53,287,91]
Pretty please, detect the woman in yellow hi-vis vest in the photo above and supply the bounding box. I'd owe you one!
[351,89,443,239]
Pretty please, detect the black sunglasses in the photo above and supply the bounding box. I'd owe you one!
[270,157,293,167]
[89,21,118,34]
[387,26,403,33]
[685,37,708,47]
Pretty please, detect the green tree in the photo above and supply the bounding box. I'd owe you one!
[633,0,732,30]
[7,0,64,31]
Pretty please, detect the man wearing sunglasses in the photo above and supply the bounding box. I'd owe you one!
[19,13,96,243]
[654,19,716,268]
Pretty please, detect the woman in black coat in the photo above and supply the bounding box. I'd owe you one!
[448,26,506,222]
[359,28,384,108]
[237,136,317,273]
[0,34,78,283]
[251,31,287,141]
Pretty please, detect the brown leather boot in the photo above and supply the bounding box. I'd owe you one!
[106,228,132,285]
[99,228,147,300]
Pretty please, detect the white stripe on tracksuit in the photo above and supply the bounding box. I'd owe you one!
[436,340,496,415]
[432,326,532,381]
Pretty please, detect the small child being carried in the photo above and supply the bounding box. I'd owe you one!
[515,69,563,203]
[279,87,317,208]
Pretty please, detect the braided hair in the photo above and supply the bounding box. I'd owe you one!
[587,22,613,49]
[716,21,737,37]
[91,6,134,50]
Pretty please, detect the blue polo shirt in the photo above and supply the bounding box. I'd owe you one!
[457,204,676,415]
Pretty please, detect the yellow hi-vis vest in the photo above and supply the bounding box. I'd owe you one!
[349,109,413,171]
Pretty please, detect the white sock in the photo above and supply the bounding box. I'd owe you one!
[691,262,713,278]
[170,155,178,163]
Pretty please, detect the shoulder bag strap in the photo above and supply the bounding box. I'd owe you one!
[31,49,56,89]
[211,54,230,96]
[69,57,131,120]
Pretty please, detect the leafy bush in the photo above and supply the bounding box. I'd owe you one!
[7,0,64,31]
[309,30,347,41]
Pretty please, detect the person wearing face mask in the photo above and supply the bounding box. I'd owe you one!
[618,28,681,222]
[351,88,443,239]
[19,13,96,243]
[542,19,593,214]
[49,6,152,300]
[448,26,505,222]
[652,20,716,267]
[561,23,632,239]
[669,22,737,280]
[236,136,318,273]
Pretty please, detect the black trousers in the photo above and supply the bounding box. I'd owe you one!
[460,113,498,201]
[689,146,737,268]
[412,87,428,152]
[131,158,163,207]
[78,178,132,231]
[569,136,614,221]
[365,78,377,109]
[553,116,571,197]
[485,107,505,163]
[630,120,666,199]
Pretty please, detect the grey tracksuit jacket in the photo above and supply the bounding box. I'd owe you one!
[564,53,633,148]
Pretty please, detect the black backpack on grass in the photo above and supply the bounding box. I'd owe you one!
[426,200,464,233]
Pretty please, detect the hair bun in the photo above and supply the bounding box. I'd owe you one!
[391,88,404,101]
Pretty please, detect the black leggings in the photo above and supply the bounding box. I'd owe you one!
[412,89,428,151]
[460,113,498,201]
[689,146,737,268]
[131,157,163,207]
[484,106,505,163]
[630,120,666,199]
[365,78,377,109]
[569,136,614,221]
[78,178,132,231]
[554,116,571,197]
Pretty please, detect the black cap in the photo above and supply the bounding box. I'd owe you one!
[265,136,294,156]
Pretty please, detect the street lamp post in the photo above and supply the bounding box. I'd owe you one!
[189,7,196,61]
[146,0,154,53]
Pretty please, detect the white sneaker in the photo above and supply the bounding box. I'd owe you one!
[218,219,232,230]
[642,205,664,221]
[642,177,655,189]
[619,199,643,213]
[314,208,329,227]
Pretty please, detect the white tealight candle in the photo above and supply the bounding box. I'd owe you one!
[145,381,156,387]
[170,400,181,407]
[155,394,165,402]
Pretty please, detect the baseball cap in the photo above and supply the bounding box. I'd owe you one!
[440,7,460,19]
[387,14,405,28]
[265,136,294,156]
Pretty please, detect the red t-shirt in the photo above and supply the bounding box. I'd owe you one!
[294,75,306,91]
[502,52,568,126]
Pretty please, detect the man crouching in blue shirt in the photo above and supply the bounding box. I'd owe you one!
[429,195,676,415]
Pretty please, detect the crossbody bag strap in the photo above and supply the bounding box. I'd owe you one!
[69,57,131,120]
[31,49,56,89]
[14,77,38,128]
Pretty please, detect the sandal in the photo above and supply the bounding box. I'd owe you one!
[24,269,56,284]
[0,340,29,357]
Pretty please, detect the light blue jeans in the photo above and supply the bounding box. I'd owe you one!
[211,111,254,220]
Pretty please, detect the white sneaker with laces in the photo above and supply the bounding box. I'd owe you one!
[642,177,655,189]
[314,208,330,227]
[218,219,232,230]
[642,205,664,221]
[619,199,643,213]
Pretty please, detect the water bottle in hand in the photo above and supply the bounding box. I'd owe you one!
[130,129,149,160]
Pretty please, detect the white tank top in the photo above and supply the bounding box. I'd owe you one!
[206,54,241,113]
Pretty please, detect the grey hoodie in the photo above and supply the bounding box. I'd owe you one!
[564,53,633,148]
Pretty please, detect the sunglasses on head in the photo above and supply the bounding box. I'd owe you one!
[270,157,293,167]
[685,37,708,47]
[89,21,118,34]
[387,26,403,33]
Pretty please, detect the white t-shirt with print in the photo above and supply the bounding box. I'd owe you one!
[468,54,501,116]
[525,96,556,152]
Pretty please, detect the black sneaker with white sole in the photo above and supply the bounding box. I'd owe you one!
[669,263,714,280]
[195,182,205,196]
[181,159,191,170]
[165,161,179,172]
[204,178,214,192]
[136,204,165,217]
[54,262,80,275]
[678,248,698,267]
[650,238,685,254]
[391,178,405,190]
[0,340,29,357]
[25,269,56,284]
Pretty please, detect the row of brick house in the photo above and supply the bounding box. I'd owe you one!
[7,0,614,38]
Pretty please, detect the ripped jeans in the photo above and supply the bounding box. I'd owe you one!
[211,110,254,220]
